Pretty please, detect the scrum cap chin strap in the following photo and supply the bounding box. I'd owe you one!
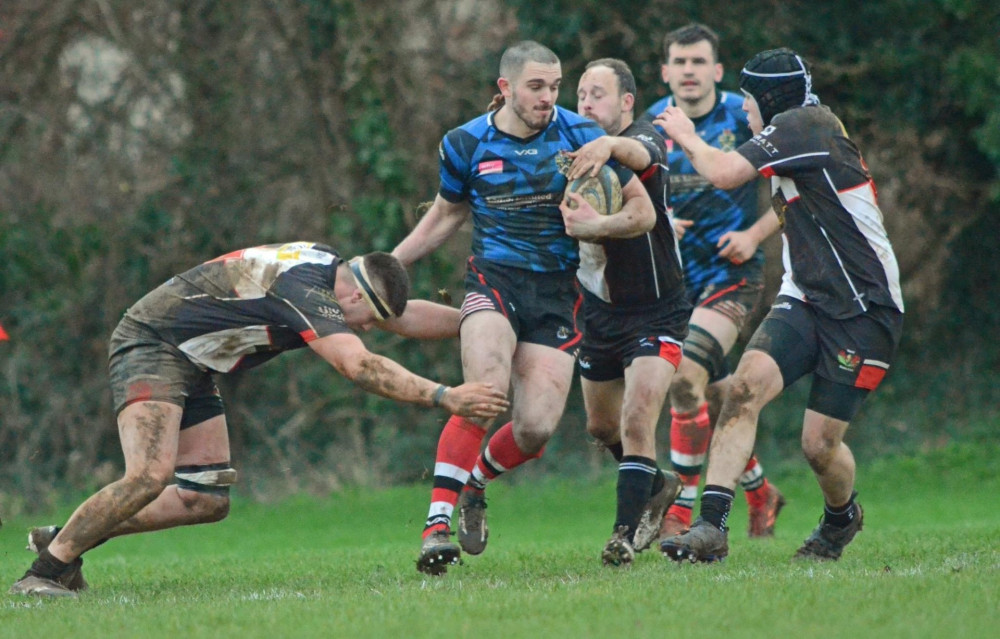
[349,257,395,321]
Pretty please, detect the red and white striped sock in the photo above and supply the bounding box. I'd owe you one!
[468,421,542,490]
[423,415,486,537]
[741,456,772,510]
[665,403,711,525]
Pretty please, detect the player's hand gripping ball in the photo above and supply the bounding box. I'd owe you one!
[564,165,623,215]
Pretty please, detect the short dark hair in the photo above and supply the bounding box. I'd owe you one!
[499,40,559,80]
[359,251,409,318]
[662,23,720,63]
[585,58,637,104]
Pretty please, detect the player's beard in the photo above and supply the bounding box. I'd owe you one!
[510,90,553,133]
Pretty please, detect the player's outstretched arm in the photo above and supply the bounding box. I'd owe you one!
[654,106,757,189]
[308,332,509,419]
[392,195,470,267]
[379,299,460,340]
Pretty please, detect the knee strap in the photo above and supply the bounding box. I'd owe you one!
[682,325,729,383]
[175,462,237,495]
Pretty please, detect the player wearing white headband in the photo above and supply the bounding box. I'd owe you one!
[10,242,509,597]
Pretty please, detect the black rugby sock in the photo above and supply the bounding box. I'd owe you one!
[614,456,657,541]
[30,549,71,580]
[824,492,859,528]
[699,485,735,531]
[651,467,666,496]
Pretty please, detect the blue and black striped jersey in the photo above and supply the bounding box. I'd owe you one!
[439,105,631,273]
[642,91,763,301]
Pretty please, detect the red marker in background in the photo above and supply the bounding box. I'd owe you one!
[0,323,9,341]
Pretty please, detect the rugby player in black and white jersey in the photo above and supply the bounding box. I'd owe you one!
[565,58,688,565]
[655,48,903,563]
[10,243,509,597]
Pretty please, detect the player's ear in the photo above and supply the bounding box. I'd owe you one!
[498,76,512,96]
[622,92,635,112]
[714,62,724,83]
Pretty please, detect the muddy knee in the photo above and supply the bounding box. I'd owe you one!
[801,430,838,472]
[669,373,700,410]
[173,463,236,522]
[177,489,231,522]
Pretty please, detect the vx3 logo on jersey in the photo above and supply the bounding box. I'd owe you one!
[514,149,538,156]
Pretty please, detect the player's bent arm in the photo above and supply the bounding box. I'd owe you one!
[566,137,652,179]
[605,137,654,174]
[379,299,460,340]
[601,174,656,238]
[560,175,655,242]
[309,332,509,418]
[718,209,782,263]
[310,332,435,402]
[391,195,470,267]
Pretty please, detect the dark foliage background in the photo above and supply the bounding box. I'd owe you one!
[1,0,997,513]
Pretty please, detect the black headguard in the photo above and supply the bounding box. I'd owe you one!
[739,48,819,125]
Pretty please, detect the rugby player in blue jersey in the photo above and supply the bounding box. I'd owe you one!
[392,41,656,575]
[656,48,904,563]
[644,24,785,541]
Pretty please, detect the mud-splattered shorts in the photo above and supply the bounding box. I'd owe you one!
[745,295,903,421]
[108,315,225,429]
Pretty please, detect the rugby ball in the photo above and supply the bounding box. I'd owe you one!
[564,164,623,215]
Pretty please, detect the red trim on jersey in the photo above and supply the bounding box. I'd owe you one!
[838,178,880,204]
[639,165,658,182]
[300,328,318,342]
[478,160,504,175]
[760,167,776,178]
[205,249,246,263]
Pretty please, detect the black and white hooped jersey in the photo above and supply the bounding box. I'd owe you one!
[736,106,903,319]
[125,242,352,373]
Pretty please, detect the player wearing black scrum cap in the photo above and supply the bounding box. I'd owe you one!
[654,48,903,563]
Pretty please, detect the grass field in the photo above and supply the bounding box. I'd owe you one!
[1,443,997,638]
